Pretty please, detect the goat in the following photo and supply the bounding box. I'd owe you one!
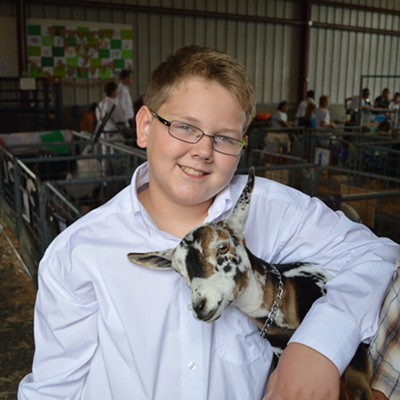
[128,168,373,400]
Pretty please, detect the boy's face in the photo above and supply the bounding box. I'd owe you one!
[136,77,246,209]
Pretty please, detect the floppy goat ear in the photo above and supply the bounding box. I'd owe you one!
[128,249,174,270]
[225,167,255,232]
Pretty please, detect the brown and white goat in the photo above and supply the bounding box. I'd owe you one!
[128,168,373,400]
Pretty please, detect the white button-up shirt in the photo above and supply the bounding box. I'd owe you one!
[117,82,134,122]
[95,96,126,133]
[19,162,399,400]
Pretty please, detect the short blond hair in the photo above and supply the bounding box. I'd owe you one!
[145,45,255,132]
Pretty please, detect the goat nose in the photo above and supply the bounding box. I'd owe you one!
[193,298,206,315]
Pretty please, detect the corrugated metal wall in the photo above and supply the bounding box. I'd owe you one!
[1,0,399,110]
[310,0,400,106]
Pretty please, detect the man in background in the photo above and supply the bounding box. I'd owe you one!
[295,89,316,126]
[117,69,135,141]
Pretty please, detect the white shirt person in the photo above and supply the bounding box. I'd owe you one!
[18,162,397,399]
[117,69,134,128]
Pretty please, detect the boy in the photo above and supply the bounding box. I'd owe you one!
[19,45,398,399]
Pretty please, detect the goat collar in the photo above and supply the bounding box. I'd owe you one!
[259,264,284,339]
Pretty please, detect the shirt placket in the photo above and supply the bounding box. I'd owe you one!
[179,280,208,400]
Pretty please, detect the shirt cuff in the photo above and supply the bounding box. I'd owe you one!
[288,302,362,374]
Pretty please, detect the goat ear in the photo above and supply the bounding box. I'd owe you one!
[127,249,173,270]
[226,167,255,231]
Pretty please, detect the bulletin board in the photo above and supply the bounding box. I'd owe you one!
[26,19,133,79]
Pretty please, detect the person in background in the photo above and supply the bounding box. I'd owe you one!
[18,45,399,400]
[374,88,391,109]
[373,88,392,129]
[345,88,373,125]
[80,102,97,134]
[295,90,316,126]
[389,92,400,130]
[315,95,336,129]
[95,81,126,175]
[303,101,318,128]
[270,100,291,128]
[96,81,126,137]
[117,69,135,140]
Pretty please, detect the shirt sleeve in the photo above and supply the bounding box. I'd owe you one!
[295,101,305,118]
[289,198,397,373]
[117,85,134,121]
[18,246,99,399]
[248,190,399,374]
[321,109,330,124]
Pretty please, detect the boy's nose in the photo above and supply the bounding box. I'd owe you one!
[191,135,214,158]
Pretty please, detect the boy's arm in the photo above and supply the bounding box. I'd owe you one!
[249,192,399,399]
[264,343,340,400]
[18,252,98,399]
[265,197,397,369]
[265,344,390,400]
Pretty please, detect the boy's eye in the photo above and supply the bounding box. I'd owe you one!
[214,135,237,145]
[175,122,196,134]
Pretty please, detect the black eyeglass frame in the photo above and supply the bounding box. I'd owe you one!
[151,110,247,156]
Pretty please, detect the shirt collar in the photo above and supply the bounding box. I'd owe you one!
[130,162,235,232]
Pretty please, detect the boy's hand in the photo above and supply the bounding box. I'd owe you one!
[372,389,389,400]
[263,343,340,400]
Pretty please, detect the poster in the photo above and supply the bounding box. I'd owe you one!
[27,23,133,79]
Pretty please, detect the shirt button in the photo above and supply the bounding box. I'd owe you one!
[188,361,197,370]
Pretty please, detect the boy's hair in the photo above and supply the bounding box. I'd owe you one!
[119,69,132,81]
[319,95,329,108]
[89,102,98,112]
[306,90,315,99]
[104,81,117,97]
[145,45,256,132]
[362,88,370,97]
[277,100,288,111]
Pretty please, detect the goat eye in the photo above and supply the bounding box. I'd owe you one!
[217,242,230,254]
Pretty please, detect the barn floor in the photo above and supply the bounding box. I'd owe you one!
[0,221,36,400]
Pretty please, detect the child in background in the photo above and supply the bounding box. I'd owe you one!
[315,95,336,129]
[79,102,97,134]
[270,100,291,128]
[389,92,400,130]
[303,101,318,128]
[19,45,398,400]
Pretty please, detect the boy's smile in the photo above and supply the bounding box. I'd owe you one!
[136,77,247,234]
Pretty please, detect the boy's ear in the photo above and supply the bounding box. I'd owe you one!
[135,105,153,148]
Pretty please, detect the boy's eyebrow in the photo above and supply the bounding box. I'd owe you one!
[171,113,243,136]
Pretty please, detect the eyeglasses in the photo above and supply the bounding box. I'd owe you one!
[151,111,246,156]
